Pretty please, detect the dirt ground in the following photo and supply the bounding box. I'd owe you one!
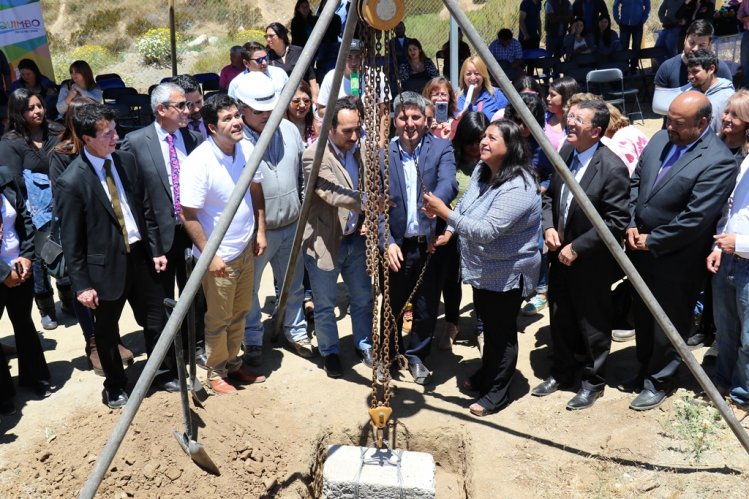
[2,116,749,497]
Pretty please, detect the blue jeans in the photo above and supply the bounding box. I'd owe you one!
[304,233,373,356]
[244,223,307,346]
[712,253,749,406]
[654,27,680,61]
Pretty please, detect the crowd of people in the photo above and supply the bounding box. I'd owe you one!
[1,2,749,425]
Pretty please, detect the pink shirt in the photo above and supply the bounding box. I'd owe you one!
[544,115,567,151]
[218,64,243,91]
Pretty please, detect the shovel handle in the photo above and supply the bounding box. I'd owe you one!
[184,249,198,381]
[164,298,193,440]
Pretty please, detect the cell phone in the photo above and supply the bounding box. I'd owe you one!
[435,102,449,123]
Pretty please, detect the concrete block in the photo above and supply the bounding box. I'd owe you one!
[323,444,435,499]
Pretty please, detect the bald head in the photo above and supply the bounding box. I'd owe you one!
[666,91,711,146]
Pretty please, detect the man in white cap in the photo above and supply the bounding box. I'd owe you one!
[234,72,314,365]
[180,93,268,395]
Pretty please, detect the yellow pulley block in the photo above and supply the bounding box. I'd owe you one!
[368,405,393,428]
[358,0,405,31]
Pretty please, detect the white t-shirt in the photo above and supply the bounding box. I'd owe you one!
[227,66,289,100]
[180,137,263,262]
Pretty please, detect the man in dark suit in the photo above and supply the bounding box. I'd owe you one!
[55,103,169,409]
[532,99,631,410]
[121,82,206,366]
[625,91,738,410]
[382,91,458,384]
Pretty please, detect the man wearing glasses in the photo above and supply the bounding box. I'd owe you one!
[233,73,314,365]
[533,98,630,410]
[227,41,289,100]
[121,82,206,368]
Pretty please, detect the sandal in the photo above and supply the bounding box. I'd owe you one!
[469,402,492,417]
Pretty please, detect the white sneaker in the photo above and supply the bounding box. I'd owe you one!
[612,329,636,342]
[521,295,547,316]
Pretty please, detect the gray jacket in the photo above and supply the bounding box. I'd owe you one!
[702,77,735,132]
[243,119,304,230]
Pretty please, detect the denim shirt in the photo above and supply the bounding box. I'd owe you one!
[23,169,54,230]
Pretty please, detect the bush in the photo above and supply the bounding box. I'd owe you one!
[232,29,266,46]
[137,28,182,66]
[125,16,155,38]
[69,8,120,45]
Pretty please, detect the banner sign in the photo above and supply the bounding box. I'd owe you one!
[0,0,54,82]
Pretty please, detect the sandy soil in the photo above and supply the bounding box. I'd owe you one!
[2,116,749,497]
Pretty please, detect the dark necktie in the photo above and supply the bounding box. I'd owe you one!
[653,145,686,188]
[166,133,181,217]
[103,159,130,253]
[190,120,201,133]
[557,155,581,237]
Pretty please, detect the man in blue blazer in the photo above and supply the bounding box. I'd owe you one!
[625,91,737,410]
[381,91,458,384]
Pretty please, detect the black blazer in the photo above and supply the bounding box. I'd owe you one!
[120,124,203,253]
[543,142,630,265]
[0,166,35,282]
[380,133,458,246]
[54,150,163,300]
[629,129,737,280]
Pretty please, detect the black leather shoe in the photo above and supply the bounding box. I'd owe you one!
[323,354,343,379]
[566,388,604,410]
[531,376,567,397]
[629,388,669,411]
[160,378,181,393]
[409,362,430,385]
[21,379,55,398]
[103,388,128,409]
[195,349,208,370]
[357,348,374,369]
[616,375,644,393]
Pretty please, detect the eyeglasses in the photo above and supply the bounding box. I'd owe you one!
[430,92,449,98]
[291,98,311,105]
[566,113,590,126]
[252,56,269,64]
[165,101,189,111]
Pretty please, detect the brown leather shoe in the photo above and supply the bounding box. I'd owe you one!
[86,339,105,376]
[228,366,267,384]
[118,343,134,367]
[209,378,238,395]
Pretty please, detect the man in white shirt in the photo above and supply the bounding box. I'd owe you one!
[181,93,268,395]
[227,41,288,100]
[707,157,749,417]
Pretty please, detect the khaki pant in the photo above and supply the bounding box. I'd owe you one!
[201,243,254,380]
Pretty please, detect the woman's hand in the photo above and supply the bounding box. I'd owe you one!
[432,121,452,139]
[422,192,450,220]
[434,231,453,247]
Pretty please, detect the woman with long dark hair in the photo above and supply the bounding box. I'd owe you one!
[0,164,53,413]
[398,39,439,94]
[56,60,103,114]
[423,120,541,416]
[266,22,319,99]
[544,76,580,153]
[593,15,621,56]
[285,80,317,147]
[0,89,69,331]
[10,59,56,97]
[290,0,317,47]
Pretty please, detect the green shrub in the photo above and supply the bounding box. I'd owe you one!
[125,17,155,38]
[137,28,182,66]
[69,8,120,45]
[232,29,266,46]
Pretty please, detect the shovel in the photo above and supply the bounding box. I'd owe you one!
[165,298,220,475]
[185,250,209,408]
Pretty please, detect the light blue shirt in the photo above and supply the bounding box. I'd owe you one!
[398,138,430,238]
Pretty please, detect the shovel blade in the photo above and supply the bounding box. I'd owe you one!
[172,431,221,475]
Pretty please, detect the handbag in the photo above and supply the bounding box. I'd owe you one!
[37,219,67,280]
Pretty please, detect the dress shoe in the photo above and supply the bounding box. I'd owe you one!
[686,328,715,349]
[357,348,374,369]
[103,388,128,409]
[289,337,316,358]
[438,321,459,350]
[566,388,604,410]
[118,343,134,367]
[323,354,343,379]
[243,345,263,367]
[531,376,567,397]
[159,378,181,393]
[0,399,17,416]
[630,388,670,411]
[228,366,267,384]
[612,329,636,342]
[616,375,644,393]
[196,348,208,370]
[209,377,238,395]
[409,361,430,385]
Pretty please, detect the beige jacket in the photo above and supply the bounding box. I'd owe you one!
[302,139,363,271]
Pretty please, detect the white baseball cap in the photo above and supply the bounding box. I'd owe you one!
[234,72,278,112]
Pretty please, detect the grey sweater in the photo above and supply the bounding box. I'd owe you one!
[243,119,304,230]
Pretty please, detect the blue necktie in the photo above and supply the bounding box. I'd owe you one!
[653,145,686,188]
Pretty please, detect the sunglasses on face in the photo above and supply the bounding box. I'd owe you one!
[165,101,189,111]
[252,56,269,64]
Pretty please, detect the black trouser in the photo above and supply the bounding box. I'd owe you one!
[631,266,702,393]
[470,286,523,412]
[385,238,443,364]
[94,242,165,392]
[548,256,613,391]
[440,236,461,325]
[0,279,50,400]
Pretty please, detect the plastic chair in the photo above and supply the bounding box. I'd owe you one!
[98,78,126,90]
[586,68,644,123]
[96,73,122,83]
